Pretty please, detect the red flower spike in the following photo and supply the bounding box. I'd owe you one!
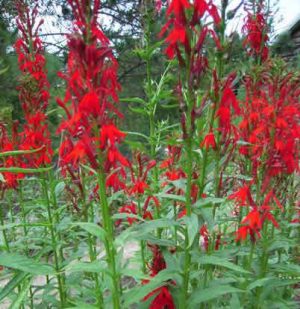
[15,0,53,168]
[242,6,269,62]
[57,0,128,204]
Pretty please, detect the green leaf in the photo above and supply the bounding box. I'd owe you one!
[134,218,180,234]
[66,305,98,309]
[0,253,55,275]
[136,233,176,247]
[182,213,199,248]
[0,146,45,158]
[121,268,149,281]
[0,166,52,174]
[0,173,5,182]
[112,213,143,222]
[193,197,226,208]
[247,277,273,290]
[120,97,146,104]
[0,66,8,75]
[9,278,32,309]
[70,222,107,242]
[54,181,65,198]
[0,222,50,231]
[188,285,244,306]
[158,193,186,203]
[272,263,300,276]
[197,255,250,274]
[124,131,149,141]
[129,106,148,115]
[0,272,29,301]
[80,163,97,175]
[65,260,107,274]
[268,278,300,288]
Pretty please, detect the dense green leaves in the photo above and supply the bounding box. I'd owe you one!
[188,285,244,306]
[0,253,55,275]
[196,255,250,274]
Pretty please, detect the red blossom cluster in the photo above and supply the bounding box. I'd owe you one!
[242,1,269,62]
[117,153,158,225]
[143,245,175,309]
[160,0,222,141]
[57,0,127,203]
[0,123,25,192]
[231,64,300,242]
[161,0,221,61]
[1,1,51,194]
[230,185,284,242]
[239,70,300,185]
[15,0,52,167]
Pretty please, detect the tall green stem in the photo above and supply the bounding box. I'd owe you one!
[97,163,121,309]
[81,171,104,307]
[181,135,193,307]
[137,197,146,273]
[0,199,9,251]
[18,183,34,309]
[41,177,65,306]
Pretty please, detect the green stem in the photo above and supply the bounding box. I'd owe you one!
[97,164,121,309]
[46,171,69,305]
[180,137,193,308]
[18,183,34,309]
[137,197,147,273]
[0,199,9,251]
[81,170,104,307]
[41,177,65,307]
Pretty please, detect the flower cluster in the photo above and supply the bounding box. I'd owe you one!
[143,245,175,308]
[0,1,51,194]
[231,63,300,242]
[57,0,127,204]
[242,1,269,62]
[15,0,52,167]
[160,0,222,140]
[117,152,158,225]
[0,122,25,193]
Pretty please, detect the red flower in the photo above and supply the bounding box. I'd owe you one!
[128,153,156,195]
[146,286,175,309]
[199,224,209,251]
[236,226,251,242]
[130,180,149,195]
[242,209,262,230]
[100,124,126,150]
[118,203,138,225]
[228,184,254,207]
[166,0,191,17]
[200,131,217,150]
